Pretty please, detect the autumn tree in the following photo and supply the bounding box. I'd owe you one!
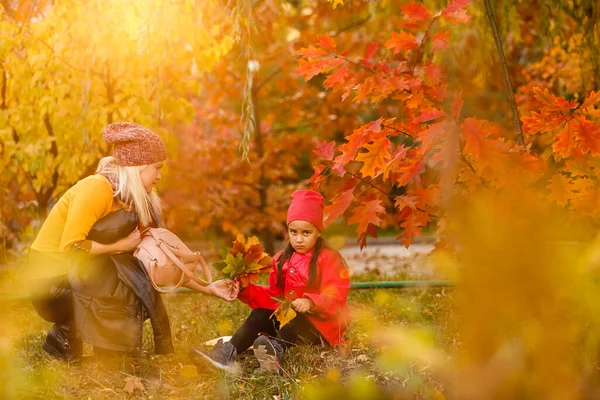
[164,2,377,252]
[0,0,233,258]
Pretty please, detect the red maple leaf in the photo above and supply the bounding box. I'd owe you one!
[385,31,419,54]
[308,165,327,188]
[401,0,431,21]
[364,42,378,60]
[432,30,450,50]
[314,140,336,160]
[444,0,471,13]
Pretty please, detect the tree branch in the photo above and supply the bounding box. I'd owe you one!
[333,15,371,37]
[483,0,524,145]
[254,66,282,92]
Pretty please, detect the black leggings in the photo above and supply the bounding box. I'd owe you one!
[229,308,324,354]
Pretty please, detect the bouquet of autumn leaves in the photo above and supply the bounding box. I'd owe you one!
[213,234,272,288]
[213,234,298,327]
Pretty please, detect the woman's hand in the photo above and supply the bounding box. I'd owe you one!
[291,298,315,313]
[208,279,240,302]
[115,227,142,252]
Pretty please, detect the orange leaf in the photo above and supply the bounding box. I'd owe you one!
[575,120,600,156]
[397,210,427,248]
[324,188,355,228]
[451,92,463,120]
[317,34,336,51]
[355,137,392,177]
[552,122,575,159]
[462,118,487,160]
[385,31,419,54]
[412,109,445,124]
[347,198,385,239]
[432,30,450,50]
[297,45,329,58]
[580,90,600,109]
[308,164,327,188]
[401,0,431,21]
[394,195,418,210]
[339,128,366,163]
[548,174,571,207]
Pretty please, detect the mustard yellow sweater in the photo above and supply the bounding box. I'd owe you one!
[30,175,114,276]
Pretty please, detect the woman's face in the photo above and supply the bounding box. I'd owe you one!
[288,220,321,254]
[140,161,163,193]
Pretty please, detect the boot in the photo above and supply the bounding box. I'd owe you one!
[42,324,82,362]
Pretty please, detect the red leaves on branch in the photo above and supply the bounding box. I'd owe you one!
[298,0,600,248]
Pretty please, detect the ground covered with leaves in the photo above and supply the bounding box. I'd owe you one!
[2,252,455,399]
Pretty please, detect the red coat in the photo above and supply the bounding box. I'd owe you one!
[237,248,351,346]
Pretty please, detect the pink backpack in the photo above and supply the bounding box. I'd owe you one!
[134,228,212,293]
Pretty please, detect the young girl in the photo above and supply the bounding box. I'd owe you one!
[28,122,236,361]
[189,190,352,373]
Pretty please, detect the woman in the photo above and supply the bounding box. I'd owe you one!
[29,122,235,361]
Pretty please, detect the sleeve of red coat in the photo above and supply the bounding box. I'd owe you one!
[303,250,350,316]
[237,258,283,310]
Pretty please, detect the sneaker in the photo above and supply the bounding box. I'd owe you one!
[188,339,238,373]
[252,335,283,373]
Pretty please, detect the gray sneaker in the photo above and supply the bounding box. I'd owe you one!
[253,335,283,373]
[188,339,238,373]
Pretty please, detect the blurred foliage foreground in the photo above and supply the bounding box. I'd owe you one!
[4,183,600,399]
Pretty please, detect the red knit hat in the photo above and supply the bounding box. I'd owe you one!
[103,122,167,166]
[286,190,324,231]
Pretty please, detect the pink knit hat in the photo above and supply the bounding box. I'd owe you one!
[286,190,324,231]
[103,122,167,166]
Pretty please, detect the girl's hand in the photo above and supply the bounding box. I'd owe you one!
[291,298,315,313]
[115,228,142,252]
[208,279,239,302]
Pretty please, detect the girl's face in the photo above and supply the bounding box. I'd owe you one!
[288,220,321,254]
[140,161,163,193]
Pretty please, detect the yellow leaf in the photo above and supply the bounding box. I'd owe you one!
[327,0,345,9]
[271,300,297,328]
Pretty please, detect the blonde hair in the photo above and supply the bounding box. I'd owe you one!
[96,156,162,226]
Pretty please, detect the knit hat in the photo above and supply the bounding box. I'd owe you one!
[286,190,324,231]
[103,122,167,166]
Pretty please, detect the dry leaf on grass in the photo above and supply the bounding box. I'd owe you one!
[123,376,144,394]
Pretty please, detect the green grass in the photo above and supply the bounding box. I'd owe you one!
[1,272,455,399]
